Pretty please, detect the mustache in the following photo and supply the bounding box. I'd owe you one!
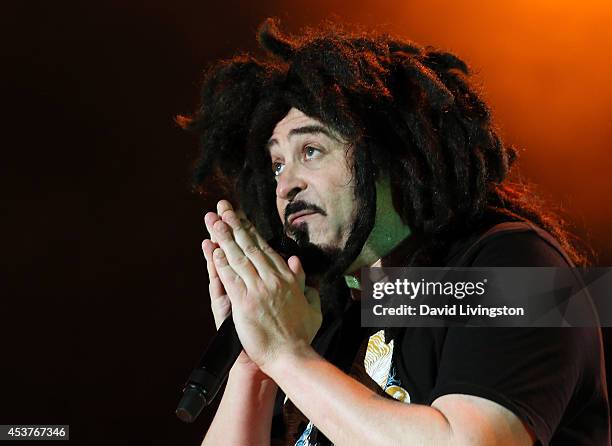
[284,200,326,225]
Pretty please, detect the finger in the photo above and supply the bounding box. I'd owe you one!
[212,219,260,288]
[217,199,234,219]
[221,210,276,279]
[213,247,247,300]
[202,239,219,277]
[204,211,221,244]
[227,208,291,275]
[203,240,232,330]
[240,216,292,275]
[202,239,225,298]
[217,205,290,276]
[288,256,306,291]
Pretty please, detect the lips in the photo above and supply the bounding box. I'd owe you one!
[287,210,319,225]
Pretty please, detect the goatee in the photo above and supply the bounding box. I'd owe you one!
[275,226,341,278]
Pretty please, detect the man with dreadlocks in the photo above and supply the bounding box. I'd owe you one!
[180,18,609,446]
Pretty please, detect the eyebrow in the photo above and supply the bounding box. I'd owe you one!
[265,125,339,152]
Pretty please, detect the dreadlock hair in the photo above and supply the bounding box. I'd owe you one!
[178,18,590,312]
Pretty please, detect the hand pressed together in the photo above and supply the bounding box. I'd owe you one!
[203,200,323,375]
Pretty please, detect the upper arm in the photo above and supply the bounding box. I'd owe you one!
[432,393,536,446]
[426,229,585,445]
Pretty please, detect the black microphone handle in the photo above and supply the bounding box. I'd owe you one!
[175,315,242,423]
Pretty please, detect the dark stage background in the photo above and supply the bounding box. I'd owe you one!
[3,1,612,445]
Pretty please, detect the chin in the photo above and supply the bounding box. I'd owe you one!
[287,222,343,250]
[315,233,348,251]
[300,233,332,250]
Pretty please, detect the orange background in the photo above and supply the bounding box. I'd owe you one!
[192,0,612,262]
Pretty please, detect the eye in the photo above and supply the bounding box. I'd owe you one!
[304,145,322,160]
[272,161,285,177]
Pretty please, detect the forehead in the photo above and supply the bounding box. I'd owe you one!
[272,107,319,134]
[266,107,343,152]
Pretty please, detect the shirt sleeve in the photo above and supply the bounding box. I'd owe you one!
[424,231,597,446]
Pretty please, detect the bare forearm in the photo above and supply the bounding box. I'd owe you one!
[265,345,453,446]
[202,366,278,446]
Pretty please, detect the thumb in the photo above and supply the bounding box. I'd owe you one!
[288,255,305,290]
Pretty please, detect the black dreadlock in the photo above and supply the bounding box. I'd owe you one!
[178,18,590,311]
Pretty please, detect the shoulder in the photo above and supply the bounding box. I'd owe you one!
[445,221,573,267]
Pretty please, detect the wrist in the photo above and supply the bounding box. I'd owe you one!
[229,361,274,385]
[261,340,319,380]
[227,364,278,410]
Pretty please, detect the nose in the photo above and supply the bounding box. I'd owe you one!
[276,163,307,201]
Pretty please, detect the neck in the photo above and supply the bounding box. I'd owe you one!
[345,177,411,276]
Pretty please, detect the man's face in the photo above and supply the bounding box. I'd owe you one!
[267,107,357,253]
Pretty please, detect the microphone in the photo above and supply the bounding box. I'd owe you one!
[175,234,303,423]
[175,315,242,423]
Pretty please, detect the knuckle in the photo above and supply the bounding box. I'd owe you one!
[213,248,227,263]
[281,271,297,285]
[241,218,254,230]
[244,244,260,256]
[233,224,246,236]
[261,244,276,255]
[236,254,250,266]
[267,274,285,292]
[224,211,239,226]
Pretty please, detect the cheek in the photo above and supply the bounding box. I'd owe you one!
[338,192,357,226]
[276,200,285,224]
[324,177,357,225]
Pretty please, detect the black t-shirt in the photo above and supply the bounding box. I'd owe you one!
[272,221,610,446]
